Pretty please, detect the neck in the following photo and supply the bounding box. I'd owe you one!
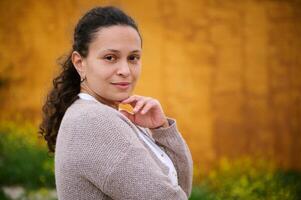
[80,83,119,110]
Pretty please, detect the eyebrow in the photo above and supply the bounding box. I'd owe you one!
[102,49,141,53]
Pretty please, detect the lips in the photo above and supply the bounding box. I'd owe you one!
[111,82,131,85]
[111,82,131,90]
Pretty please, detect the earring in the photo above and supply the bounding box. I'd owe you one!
[80,76,86,83]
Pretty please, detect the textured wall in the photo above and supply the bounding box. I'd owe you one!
[0,0,300,171]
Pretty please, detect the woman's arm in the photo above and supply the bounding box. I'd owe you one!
[118,95,193,198]
[103,144,188,200]
[149,117,193,198]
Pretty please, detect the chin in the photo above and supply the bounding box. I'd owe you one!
[113,93,131,102]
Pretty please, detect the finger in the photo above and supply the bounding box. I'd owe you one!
[133,98,148,113]
[120,96,140,108]
[121,96,135,103]
[123,96,151,112]
[127,98,141,108]
[121,95,142,104]
[140,100,156,115]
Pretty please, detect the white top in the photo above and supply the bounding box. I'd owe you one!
[78,93,178,186]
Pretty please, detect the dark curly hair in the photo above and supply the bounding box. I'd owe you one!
[39,6,142,153]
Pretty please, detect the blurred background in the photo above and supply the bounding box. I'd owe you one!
[0,0,300,199]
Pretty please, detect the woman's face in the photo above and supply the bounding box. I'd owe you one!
[79,25,142,102]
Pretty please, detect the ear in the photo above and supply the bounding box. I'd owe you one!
[71,51,86,78]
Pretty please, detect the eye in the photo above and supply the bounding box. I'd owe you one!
[104,55,117,62]
[128,54,141,62]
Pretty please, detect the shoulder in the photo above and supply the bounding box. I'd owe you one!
[64,98,114,120]
[62,98,121,127]
[59,98,138,144]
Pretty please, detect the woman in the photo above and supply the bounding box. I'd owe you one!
[39,6,193,200]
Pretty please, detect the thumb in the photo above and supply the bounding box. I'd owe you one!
[119,109,135,123]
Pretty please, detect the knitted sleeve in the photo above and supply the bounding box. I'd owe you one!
[149,117,193,198]
[72,107,188,200]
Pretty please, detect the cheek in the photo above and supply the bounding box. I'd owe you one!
[134,66,141,79]
[132,65,141,78]
[90,67,116,81]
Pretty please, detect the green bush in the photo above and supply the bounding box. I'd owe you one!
[190,158,301,200]
[0,121,55,189]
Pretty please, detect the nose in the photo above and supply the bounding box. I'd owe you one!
[117,59,131,77]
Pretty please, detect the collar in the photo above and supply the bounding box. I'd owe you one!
[78,92,99,103]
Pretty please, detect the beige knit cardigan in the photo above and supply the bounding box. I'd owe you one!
[55,98,193,200]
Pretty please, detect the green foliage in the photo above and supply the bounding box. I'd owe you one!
[189,158,301,200]
[0,121,55,189]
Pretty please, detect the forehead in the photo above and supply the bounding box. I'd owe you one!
[89,25,142,53]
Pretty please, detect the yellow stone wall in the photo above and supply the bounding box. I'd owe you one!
[0,0,300,170]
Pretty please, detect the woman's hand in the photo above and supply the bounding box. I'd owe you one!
[118,95,169,129]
